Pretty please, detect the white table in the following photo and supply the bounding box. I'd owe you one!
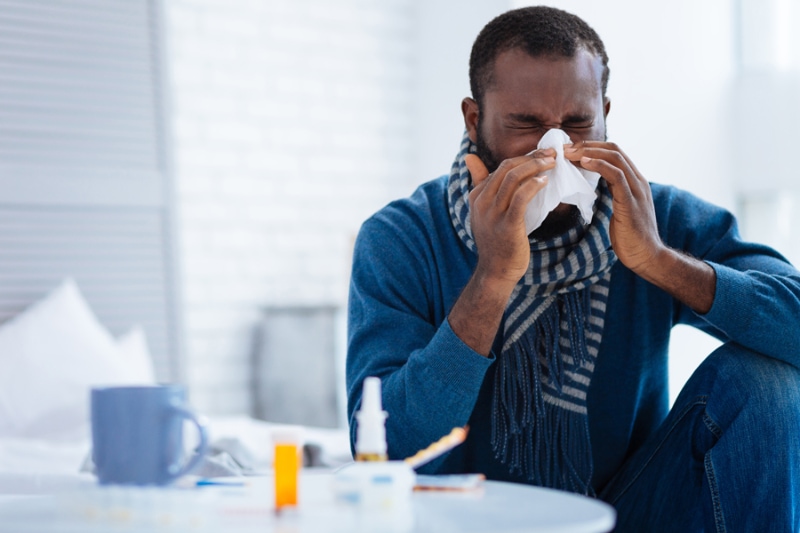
[0,470,615,532]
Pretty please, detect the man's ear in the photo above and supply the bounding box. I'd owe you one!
[462,97,479,144]
[603,97,611,118]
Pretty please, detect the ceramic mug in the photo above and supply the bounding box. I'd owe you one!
[90,384,208,485]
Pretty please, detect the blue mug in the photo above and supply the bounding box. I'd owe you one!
[91,385,209,485]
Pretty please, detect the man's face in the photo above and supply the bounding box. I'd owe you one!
[465,47,609,240]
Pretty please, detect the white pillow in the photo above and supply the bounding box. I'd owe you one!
[117,325,156,385]
[0,279,142,440]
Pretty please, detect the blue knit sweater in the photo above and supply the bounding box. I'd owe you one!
[346,176,800,492]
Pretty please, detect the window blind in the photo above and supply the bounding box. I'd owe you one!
[0,0,180,380]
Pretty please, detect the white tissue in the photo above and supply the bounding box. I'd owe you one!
[524,129,601,235]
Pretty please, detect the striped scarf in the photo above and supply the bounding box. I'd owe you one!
[447,131,616,495]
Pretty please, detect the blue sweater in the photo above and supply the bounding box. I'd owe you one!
[346,176,800,492]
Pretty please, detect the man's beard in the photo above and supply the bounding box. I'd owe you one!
[474,121,582,241]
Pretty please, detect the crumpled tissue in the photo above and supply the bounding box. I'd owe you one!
[524,128,602,234]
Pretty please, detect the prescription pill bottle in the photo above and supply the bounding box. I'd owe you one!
[272,429,302,510]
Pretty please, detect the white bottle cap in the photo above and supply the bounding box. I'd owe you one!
[355,377,388,456]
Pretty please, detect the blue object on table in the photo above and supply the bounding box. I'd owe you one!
[91,385,209,485]
[195,479,247,487]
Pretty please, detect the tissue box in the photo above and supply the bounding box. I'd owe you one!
[333,461,414,509]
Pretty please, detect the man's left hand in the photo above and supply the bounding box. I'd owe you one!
[564,141,664,274]
[563,141,716,314]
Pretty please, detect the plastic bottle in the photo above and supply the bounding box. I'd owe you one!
[273,429,300,509]
[355,377,388,462]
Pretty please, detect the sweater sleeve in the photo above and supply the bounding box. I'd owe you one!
[662,187,800,366]
[346,211,493,471]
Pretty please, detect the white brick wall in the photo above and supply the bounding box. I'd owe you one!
[165,0,415,415]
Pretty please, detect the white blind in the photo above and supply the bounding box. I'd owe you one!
[0,0,180,380]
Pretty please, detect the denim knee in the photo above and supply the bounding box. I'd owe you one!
[677,343,800,532]
[678,342,800,441]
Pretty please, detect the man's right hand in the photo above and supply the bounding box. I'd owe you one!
[448,150,555,357]
[465,151,555,290]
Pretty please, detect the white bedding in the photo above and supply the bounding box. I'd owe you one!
[0,415,352,493]
[0,280,353,490]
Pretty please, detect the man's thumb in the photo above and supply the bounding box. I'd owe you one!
[464,154,489,184]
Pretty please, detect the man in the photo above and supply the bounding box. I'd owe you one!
[347,6,800,531]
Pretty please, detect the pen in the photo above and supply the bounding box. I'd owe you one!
[195,479,248,487]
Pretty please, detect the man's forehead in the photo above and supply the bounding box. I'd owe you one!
[487,48,603,92]
[485,48,604,111]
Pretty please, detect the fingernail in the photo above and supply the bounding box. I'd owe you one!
[581,156,592,164]
[564,144,576,152]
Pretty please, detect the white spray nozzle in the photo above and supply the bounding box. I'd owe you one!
[361,376,384,413]
[355,377,388,456]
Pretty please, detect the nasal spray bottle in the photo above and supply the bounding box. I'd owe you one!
[336,376,414,510]
[355,376,388,462]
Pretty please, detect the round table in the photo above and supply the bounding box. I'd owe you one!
[0,470,616,532]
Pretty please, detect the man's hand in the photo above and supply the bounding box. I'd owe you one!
[563,141,661,272]
[564,141,716,314]
[464,150,555,289]
[449,150,554,356]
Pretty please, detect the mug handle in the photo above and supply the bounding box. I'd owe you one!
[166,404,209,481]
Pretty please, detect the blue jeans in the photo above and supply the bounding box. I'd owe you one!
[600,343,800,532]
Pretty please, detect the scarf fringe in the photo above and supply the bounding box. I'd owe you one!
[491,291,596,496]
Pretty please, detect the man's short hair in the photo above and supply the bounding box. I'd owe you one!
[469,6,610,107]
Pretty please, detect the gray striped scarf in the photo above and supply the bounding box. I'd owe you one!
[447,131,616,495]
